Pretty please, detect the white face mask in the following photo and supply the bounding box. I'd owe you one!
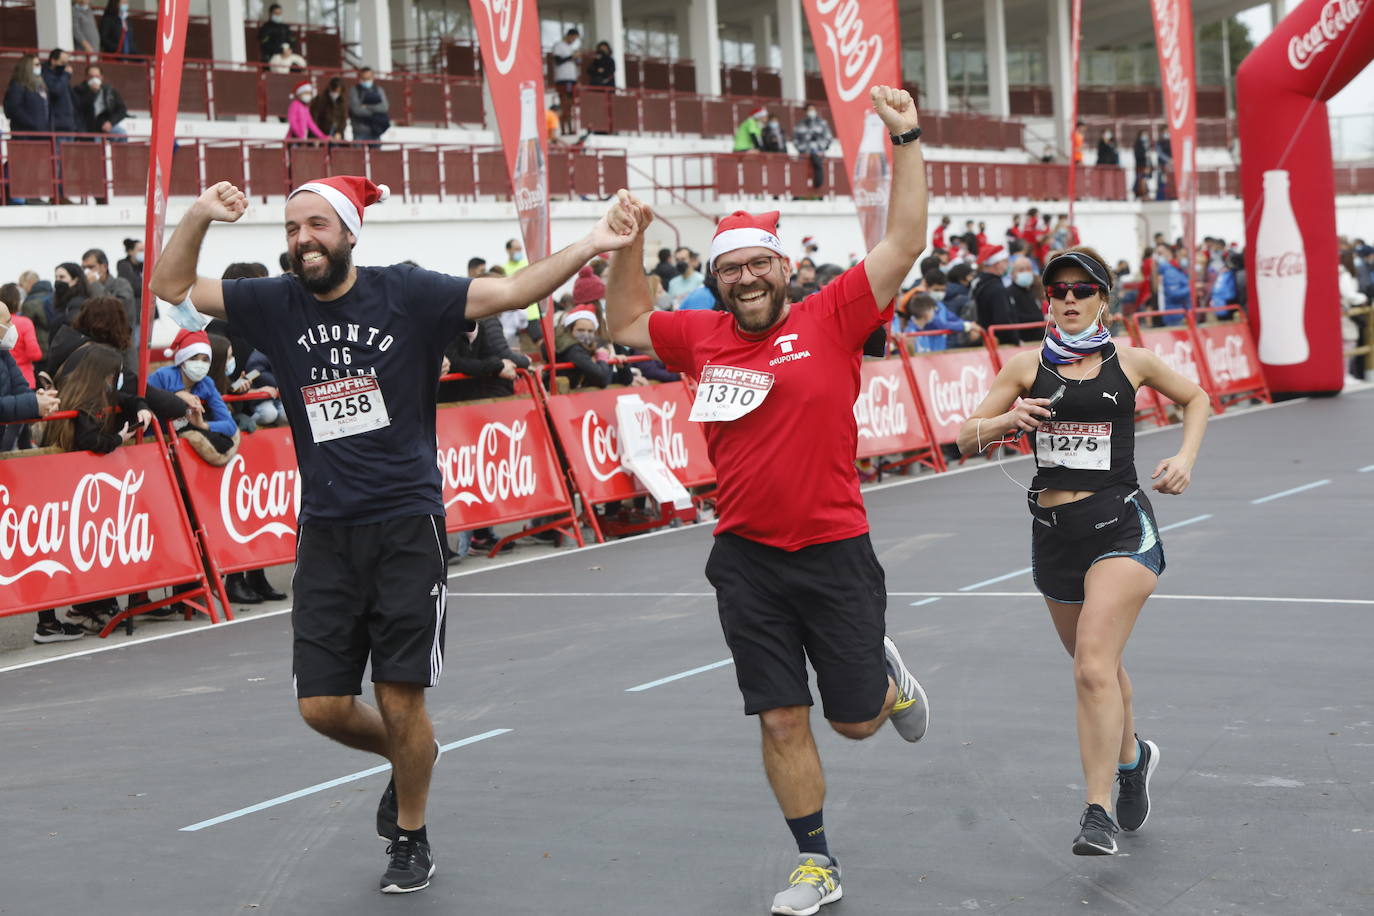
[88,77,102,90]
[32,65,41,77]
[132,250,143,264]
[1014,270,1035,288]
[299,91,314,103]
[225,356,236,376]
[0,323,16,350]
[928,290,945,302]
[182,360,210,383]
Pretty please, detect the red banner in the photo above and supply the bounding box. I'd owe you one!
[801,0,903,250]
[435,397,576,531]
[543,382,714,505]
[909,348,998,445]
[175,427,300,574]
[136,0,191,396]
[0,443,204,616]
[853,357,931,458]
[1066,0,1082,224]
[1149,0,1198,306]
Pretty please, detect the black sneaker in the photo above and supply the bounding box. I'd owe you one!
[1072,803,1120,855]
[33,619,85,643]
[380,835,434,894]
[1116,736,1160,831]
[376,739,441,841]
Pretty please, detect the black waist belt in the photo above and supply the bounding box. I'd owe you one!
[1028,485,1139,540]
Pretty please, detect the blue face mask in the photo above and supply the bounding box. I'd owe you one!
[1013,271,1034,288]
[360,80,374,89]
[1055,305,1106,344]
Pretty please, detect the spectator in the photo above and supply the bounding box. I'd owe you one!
[678,272,720,311]
[1341,250,1369,380]
[236,348,283,427]
[545,99,561,141]
[1072,119,1085,165]
[501,238,527,278]
[1005,214,1021,246]
[1154,243,1190,324]
[18,272,53,355]
[73,64,129,136]
[1007,255,1047,340]
[761,116,786,153]
[970,247,1017,344]
[793,105,834,191]
[52,262,90,329]
[1208,250,1241,317]
[1156,130,1173,200]
[1,311,59,430]
[81,248,134,317]
[149,328,238,461]
[893,293,967,352]
[587,41,615,88]
[466,257,487,278]
[48,295,180,419]
[733,106,768,152]
[1133,129,1152,200]
[286,80,329,140]
[961,220,979,258]
[258,3,293,63]
[348,67,390,141]
[72,0,101,54]
[0,284,41,390]
[550,28,581,134]
[1097,127,1119,167]
[639,273,669,311]
[117,237,143,302]
[650,247,677,289]
[792,260,818,298]
[1355,244,1373,298]
[1049,214,1074,252]
[310,76,348,140]
[554,308,619,390]
[438,316,530,402]
[667,254,703,306]
[977,221,988,250]
[99,0,136,57]
[5,53,49,134]
[269,41,307,75]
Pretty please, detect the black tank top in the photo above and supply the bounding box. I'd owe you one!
[1029,342,1138,492]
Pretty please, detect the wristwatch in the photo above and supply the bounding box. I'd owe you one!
[890,126,922,145]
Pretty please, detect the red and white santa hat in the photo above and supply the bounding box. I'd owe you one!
[708,210,787,270]
[165,328,212,365]
[288,175,390,239]
[292,79,312,98]
[750,106,769,120]
[980,244,1008,267]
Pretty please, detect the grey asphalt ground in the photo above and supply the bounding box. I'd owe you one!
[2,389,1371,916]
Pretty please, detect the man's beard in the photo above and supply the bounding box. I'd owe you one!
[724,281,786,333]
[293,241,352,294]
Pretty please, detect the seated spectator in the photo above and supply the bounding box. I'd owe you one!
[50,296,185,422]
[73,65,128,136]
[677,275,719,311]
[760,117,786,153]
[349,67,390,141]
[52,263,90,330]
[1154,244,1191,325]
[667,257,703,307]
[646,272,672,311]
[258,3,293,63]
[1007,255,1048,340]
[148,329,238,463]
[286,80,329,140]
[99,0,137,57]
[72,0,100,54]
[0,284,42,390]
[555,309,622,390]
[0,291,50,451]
[944,262,974,319]
[651,247,677,289]
[588,41,615,87]
[18,272,53,357]
[311,77,348,140]
[269,41,307,75]
[793,105,834,190]
[733,107,768,152]
[232,348,283,428]
[438,316,531,403]
[893,293,964,352]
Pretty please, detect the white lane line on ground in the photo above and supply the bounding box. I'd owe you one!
[626,659,733,692]
[1250,479,1332,504]
[1158,513,1213,532]
[909,597,942,607]
[887,591,1374,605]
[1360,464,1374,473]
[958,567,1032,592]
[179,729,512,832]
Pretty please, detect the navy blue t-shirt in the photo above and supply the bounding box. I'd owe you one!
[222,264,470,525]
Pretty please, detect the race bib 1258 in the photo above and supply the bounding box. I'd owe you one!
[301,376,391,443]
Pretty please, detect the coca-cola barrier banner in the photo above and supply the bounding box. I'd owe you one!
[1236,0,1373,394]
[0,443,204,615]
[544,383,714,505]
[801,0,903,250]
[910,348,998,445]
[1191,320,1268,402]
[854,357,930,458]
[1149,0,1199,307]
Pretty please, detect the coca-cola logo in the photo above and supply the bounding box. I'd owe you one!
[438,420,536,507]
[1152,338,1201,384]
[0,471,154,585]
[854,374,910,439]
[580,401,688,483]
[1256,251,1306,278]
[1204,333,1254,385]
[515,183,545,214]
[219,454,299,545]
[812,0,884,103]
[853,185,889,209]
[473,0,524,76]
[1152,0,1192,132]
[927,364,990,427]
[1288,0,1363,70]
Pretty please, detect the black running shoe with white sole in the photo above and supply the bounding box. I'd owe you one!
[1115,735,1159,832]
[377,739,441,841]
[1072,803,1120,855]
[380,836,434,893]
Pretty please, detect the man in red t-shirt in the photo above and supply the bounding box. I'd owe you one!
[606,86,931,916]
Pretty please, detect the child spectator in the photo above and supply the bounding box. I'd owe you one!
[148,329,238,463]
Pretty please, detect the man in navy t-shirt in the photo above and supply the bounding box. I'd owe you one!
[149,175,640,895]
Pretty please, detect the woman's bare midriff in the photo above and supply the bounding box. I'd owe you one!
[1037,487,1095,508]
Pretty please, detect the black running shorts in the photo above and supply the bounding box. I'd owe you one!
[1029,484,1166,605]
[291,514,449,698]
[704,532,889,723]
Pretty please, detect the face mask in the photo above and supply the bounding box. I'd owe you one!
[360,80,374,89]
[509,250,522,261]
[0,324,16,350]
[573,330,597,349]
[225,356,236,376]
[32,65,41,77]
[1055,304,1107,344]
[1014,270,1034,288]
[330,90,341,100]
[119,3,128,13]
[805,110,816,119]
[132,251,143,264]
[54,280,70,295]
[271,13,282,22]
[182,360,210,383]
[938,262,952,274]
[300,92,313,103]
[54,63,66,73]
[928,290,945,302]
[88,77,102,90]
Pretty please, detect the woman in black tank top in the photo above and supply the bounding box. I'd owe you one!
[955,247,1210,856]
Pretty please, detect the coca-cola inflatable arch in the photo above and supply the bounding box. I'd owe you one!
[1237,0,1373,395]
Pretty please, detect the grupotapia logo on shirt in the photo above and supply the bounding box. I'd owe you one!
[300,376,391,443]
[690,365,776,422]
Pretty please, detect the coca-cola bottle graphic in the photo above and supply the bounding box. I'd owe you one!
[1255,169,1308,365]
[513,81,549,263]
[852,112,889,250]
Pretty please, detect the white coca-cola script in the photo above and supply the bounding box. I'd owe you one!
[439,420,536,507]
[1152,339,1202,384]
[811,0,884,103]
[515,182,546,216]
[580,401,688,483]
[0,470,154,586]
[1152,0,1192,132]
[219,453,299,544]
[1256,251,1306,277]
[1288,0,1363,70]
[927,364,991,427]
[1203,333,1253,385]
[854,374,910,438]
[473,0,524,76]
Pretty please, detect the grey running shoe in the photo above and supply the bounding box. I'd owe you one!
[380,835,434,894]
[377,738,441,841]
[1116,736,1160,832]
[883,636,929,742]
[771,853,842,916]
[1072,803,1120,855]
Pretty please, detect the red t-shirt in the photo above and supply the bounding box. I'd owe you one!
[649,264,890,551]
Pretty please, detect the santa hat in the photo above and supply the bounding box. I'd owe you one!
[561,308,599,329]
[292,79,312,98]
[571,265,605,304]
[750,107,768,120]
[708,210,787,269]
[289,175,390,239]
[980,244,1008,267]
[165,328,212,366]
[801,235,816,249]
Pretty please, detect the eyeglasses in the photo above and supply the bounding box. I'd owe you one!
[1046,281,1105,301]
[714,256,780,284]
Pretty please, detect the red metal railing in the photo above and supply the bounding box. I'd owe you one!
[1011,84,1228,120]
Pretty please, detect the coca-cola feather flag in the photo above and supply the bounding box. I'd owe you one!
[1149,0,1198,306]
[801,0,903,250]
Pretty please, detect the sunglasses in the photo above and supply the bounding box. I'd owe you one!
[1046,281,1105,301]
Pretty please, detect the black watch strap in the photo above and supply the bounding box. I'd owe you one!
[890,126,922,145]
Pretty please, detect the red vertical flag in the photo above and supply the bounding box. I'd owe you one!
[136,0,191,395]
[1150,0,1198,305]
[801,0,903,251]
[1066,0,1082,225]
[467,0,556,357]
